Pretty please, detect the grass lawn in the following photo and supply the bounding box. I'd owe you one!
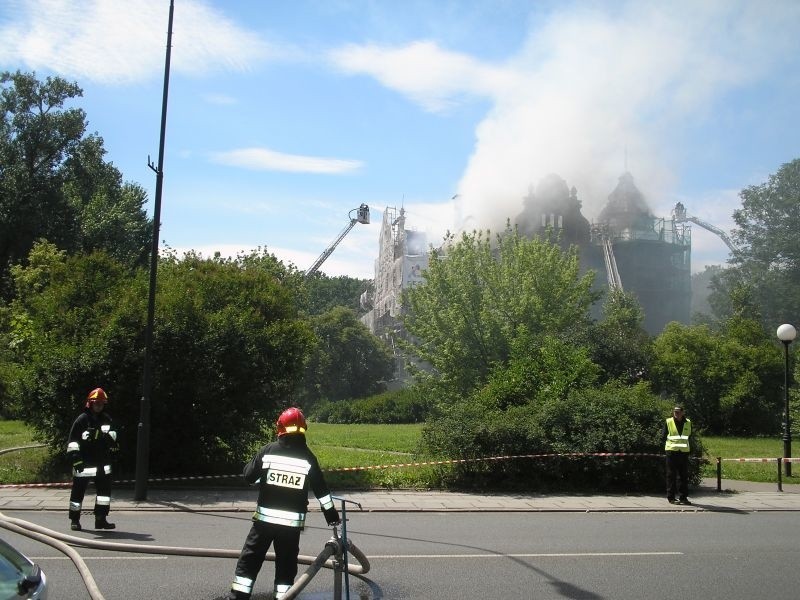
[700,435,800,485]
[0,420,50,485]
[306,422,442,488]
[4,419,800,487]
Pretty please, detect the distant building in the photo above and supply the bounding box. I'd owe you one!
[360,207,428,386]
[513,172,691,334]
[362,173,693,377]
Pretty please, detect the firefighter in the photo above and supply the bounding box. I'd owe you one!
[226,407,340,600]
[66,387,118,530]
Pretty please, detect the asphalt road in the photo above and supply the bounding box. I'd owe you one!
[4,509,800,599]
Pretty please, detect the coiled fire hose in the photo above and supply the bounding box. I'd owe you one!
[0,511,369,600]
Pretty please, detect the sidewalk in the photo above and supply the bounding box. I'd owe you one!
[2,479,800,513]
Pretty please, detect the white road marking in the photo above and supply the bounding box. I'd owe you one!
[368,551,683,558]
[31,556,169,560]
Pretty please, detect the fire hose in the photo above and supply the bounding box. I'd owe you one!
[0,510,370,600]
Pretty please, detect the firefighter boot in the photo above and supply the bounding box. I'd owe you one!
[69,509,81,531]
[95,517,116,529]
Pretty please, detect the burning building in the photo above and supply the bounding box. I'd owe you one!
[363,172,692,345]
[514,172,691,334]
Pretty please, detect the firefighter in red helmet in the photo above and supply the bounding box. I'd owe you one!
[66,387,119,531]
[226,407,340,600]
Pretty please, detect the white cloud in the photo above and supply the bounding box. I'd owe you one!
[330,1,800,248]
[0,0,274,84]
[329,40,513,112]
[210,147,363,174]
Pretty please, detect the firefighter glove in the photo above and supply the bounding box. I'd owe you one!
[73,460,84,473]
[324,507,340,526]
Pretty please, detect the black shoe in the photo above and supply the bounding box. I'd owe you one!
[70,521,81,531]
[95,518,116,530]
[678,498,691,505]
[667,498,677,504]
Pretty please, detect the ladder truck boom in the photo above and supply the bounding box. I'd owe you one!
[305,204,370,277]
[672,202,736,253]
[602,237,623,291]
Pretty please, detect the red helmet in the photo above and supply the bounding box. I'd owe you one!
[86,387,108,408]
[276,407,307,437]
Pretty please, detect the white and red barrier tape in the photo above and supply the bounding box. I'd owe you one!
[0,451,687,489]
[322,451,667,472]
[721,457,800,463]
[3,452,797,489]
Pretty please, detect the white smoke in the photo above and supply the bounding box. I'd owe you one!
[453,1,800,234]
[333,1,800,239]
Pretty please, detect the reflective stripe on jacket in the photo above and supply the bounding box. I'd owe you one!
[665,417,691,452]
[73,464,113,478]
[244,434,335,529]
[253,505,306,527]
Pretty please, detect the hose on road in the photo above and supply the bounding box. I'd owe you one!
[0,511,370,599]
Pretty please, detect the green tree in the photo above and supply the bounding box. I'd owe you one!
[301,273,369,316]
[5,244,314,475]
[0,70,151,297]
[403,227,597,397]
[588,289,652,384]
[650,318,784,435]
[298,306,395,407]
[709,158,800,326]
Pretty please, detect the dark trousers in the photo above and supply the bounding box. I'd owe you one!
[69,472,112,520]
[230,520,301,599]
[666,451,689,500]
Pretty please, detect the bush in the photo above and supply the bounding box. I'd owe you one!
[311,386,432,424]
[422,381,706,493]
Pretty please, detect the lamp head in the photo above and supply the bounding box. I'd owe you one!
[777,323,797,343]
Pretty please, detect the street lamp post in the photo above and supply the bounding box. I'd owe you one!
[134,0,174,501]
[777,324,796,477]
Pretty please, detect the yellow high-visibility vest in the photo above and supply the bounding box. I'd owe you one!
[665,417,691,452]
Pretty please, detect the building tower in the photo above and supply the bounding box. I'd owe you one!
[588,172,691,333]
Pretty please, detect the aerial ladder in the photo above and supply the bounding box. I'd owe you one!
[305,204,370,277]
[672,202,736,253]
[601,235,623,291]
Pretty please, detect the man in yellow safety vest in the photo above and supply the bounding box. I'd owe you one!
[664,405,692,505]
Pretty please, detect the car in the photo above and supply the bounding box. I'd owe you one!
[0,536,47,599]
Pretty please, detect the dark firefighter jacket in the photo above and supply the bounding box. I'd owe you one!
[66,409,118,477]
[244,434,335,528]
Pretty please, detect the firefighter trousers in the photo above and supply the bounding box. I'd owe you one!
[228,520,301,599]
[69,472,112,521]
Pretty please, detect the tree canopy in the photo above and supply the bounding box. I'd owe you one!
[709,158,800,327]
[297,305,395,407]
[650,317,784,435]
[0,70,151,298]
[6,245,314,474]
[588,289,652,384]
[403,227,598,397]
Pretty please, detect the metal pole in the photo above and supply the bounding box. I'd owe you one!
[135,0,174,501]
[783,340,792,478]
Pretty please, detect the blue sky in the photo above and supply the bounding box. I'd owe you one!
[2,0,799,279]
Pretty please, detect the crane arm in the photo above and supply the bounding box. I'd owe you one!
[672,202,736,253]
[304,204,370,277]
[305,219,358,277]
[685,216,736,253]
